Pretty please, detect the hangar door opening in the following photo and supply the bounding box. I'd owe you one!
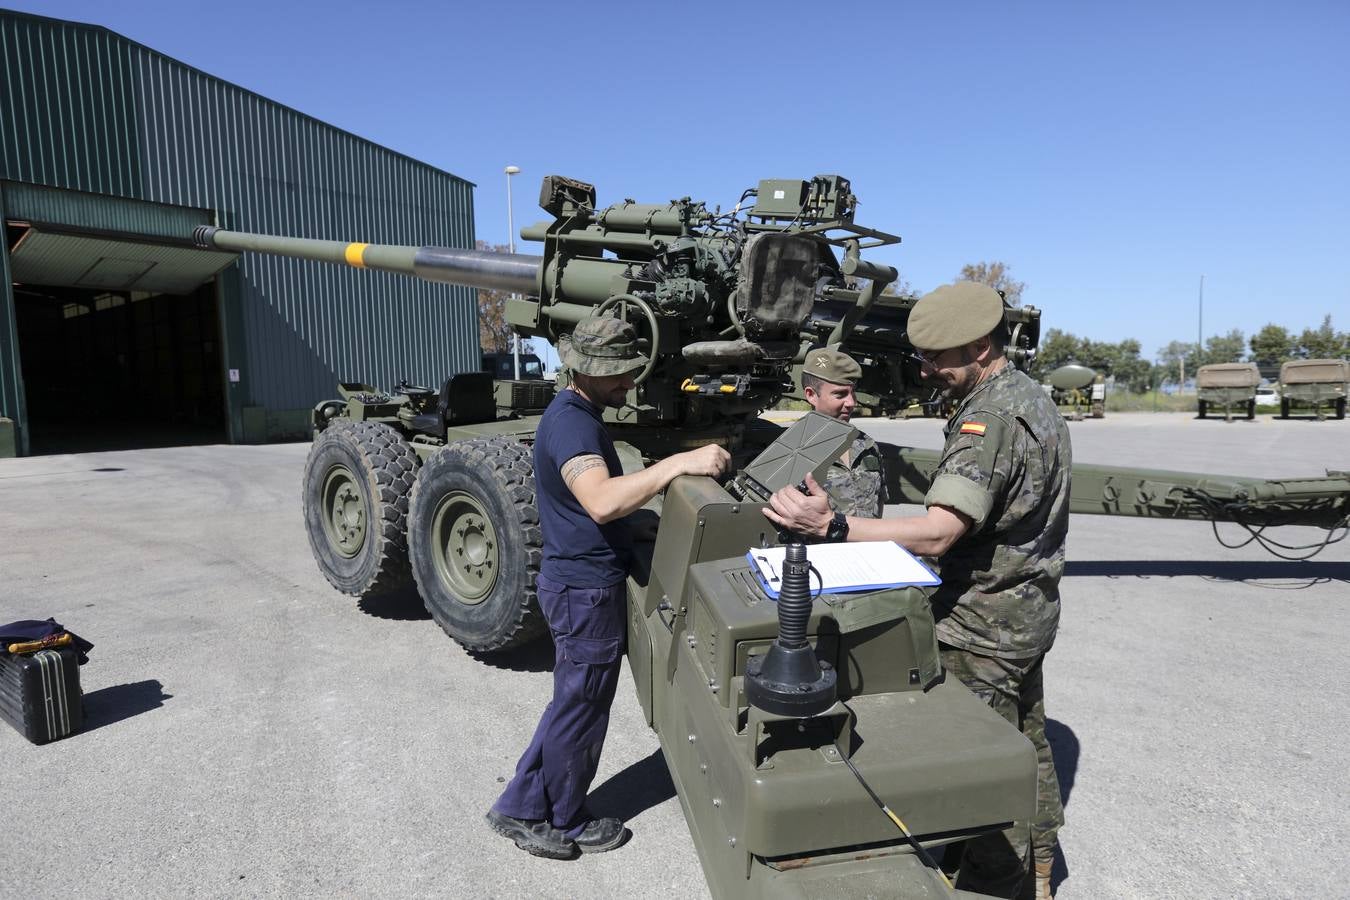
[6,222,238,454]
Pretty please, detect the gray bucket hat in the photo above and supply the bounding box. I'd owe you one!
[561,315,649,376]
[907,282,1005,352]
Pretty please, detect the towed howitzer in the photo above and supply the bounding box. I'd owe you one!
[191,172,1348,897]
[195,175,1038,898]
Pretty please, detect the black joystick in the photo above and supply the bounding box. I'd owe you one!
[745,541,837,717]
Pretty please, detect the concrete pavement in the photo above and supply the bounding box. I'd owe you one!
[1,412,1347,898]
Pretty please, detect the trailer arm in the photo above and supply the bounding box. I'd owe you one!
[883,446,1350,557]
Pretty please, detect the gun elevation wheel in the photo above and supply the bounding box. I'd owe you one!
[302,422,420,597]
[408,436,545,652]
[596,293,659,386]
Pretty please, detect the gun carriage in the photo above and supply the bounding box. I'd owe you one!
[192,174,1350,898]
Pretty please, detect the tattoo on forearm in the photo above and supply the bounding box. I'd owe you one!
[562,454,606,486]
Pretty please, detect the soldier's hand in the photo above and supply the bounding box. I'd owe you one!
[678,443,731,478]
[762,473,832,538]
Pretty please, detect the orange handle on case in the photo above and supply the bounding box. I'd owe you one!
[6,632,73,654]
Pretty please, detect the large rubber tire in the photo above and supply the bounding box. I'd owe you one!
[1280,398,1290,419]
[408,436,546,652]
[1337,398,1346,420]
[1197,400,1207,419]
[302,422,420,597]
[1246,399,1256,420]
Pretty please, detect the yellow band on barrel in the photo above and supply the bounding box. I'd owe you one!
[344,243,369,268]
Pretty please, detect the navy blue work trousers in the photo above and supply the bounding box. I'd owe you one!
[492,573,626,838]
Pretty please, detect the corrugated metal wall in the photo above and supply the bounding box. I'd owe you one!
[0,10,478,420]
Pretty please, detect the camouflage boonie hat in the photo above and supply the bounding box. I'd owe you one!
[560,315,649,376]
[802,348,862,386]
[908,282,1005,352]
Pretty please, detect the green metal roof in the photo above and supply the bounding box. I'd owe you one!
[9,226,238,294]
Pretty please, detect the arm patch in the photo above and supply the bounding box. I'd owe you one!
[924,414,1012,529]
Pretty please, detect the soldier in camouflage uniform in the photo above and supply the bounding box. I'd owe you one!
[765,282,1069,900]
[801,348,887,519]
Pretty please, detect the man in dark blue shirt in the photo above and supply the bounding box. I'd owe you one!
[488,316,729,860]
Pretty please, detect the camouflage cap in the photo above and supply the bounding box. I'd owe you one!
[560,315,649,377]
[907,282,1005,352]
[802,348,862,386]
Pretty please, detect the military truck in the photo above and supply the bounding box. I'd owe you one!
[481,350,544,380]
[1195,362,1260,420]
[190,173,1350,899]
[1279,358,1349,420]
[479,351,552,416]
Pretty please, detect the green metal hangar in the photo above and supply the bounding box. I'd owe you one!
[0,9,478,456]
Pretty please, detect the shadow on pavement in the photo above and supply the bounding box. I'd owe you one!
[358,588,432,621]
[1047,719,1080,894]
[81,679,172,733]
[472,638,556,673]
[587,748,676,822]
[1066,559,1350,583]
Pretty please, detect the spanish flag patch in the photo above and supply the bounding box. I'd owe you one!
[960,422,988,436]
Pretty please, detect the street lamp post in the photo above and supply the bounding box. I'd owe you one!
[505,165,520,379]
[1196,273,1204,391]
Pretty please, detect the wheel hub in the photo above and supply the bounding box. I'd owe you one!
[321,466,366,558]
[432,491,498,604]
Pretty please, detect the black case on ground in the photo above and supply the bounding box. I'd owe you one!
[0,647,84,743]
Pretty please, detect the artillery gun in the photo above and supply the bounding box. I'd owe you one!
[193,173,1042,653]
[1045,363,1103,420]
[192,173,1350,897]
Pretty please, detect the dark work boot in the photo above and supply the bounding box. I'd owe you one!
[573,817,630,854]
[485,810,577,860]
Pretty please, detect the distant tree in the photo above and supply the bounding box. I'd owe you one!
[1028,329,1150,393]
[1155,341,1198,372]
[1248,324,1295,366]
[475,241,533,354]
[1296,314,1346,359]
[879,273,917,298]
[1078,337,1151,393]
[1200,329,1246,366]
[958,261,1025,307]
[1105,338,1152,393]
[1149,361,1176,389]
[1156,340,1199,384]
[1029,328,1081,381]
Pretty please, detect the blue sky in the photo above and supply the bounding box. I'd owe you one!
[8,0,1348,370]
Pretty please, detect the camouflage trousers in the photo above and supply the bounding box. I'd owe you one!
[938,646,1064,899]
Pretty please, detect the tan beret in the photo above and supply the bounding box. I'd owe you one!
[907,282,1005,352]
[802,348,862,385]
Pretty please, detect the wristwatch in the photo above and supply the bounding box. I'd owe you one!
[825,512,850,542]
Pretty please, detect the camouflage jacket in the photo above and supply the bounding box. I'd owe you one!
[924,364,1071,658]
[822,433,886,519]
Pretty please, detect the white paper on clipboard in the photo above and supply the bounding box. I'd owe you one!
[745,541,940,599]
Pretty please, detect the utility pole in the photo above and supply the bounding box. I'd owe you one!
[1196,274,1204,386]
[506,165,520,380]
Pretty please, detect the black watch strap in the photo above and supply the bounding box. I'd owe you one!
[826,512,850,542]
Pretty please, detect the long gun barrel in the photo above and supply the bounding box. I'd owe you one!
[885,447,1350,556]
[192,225,542,295]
